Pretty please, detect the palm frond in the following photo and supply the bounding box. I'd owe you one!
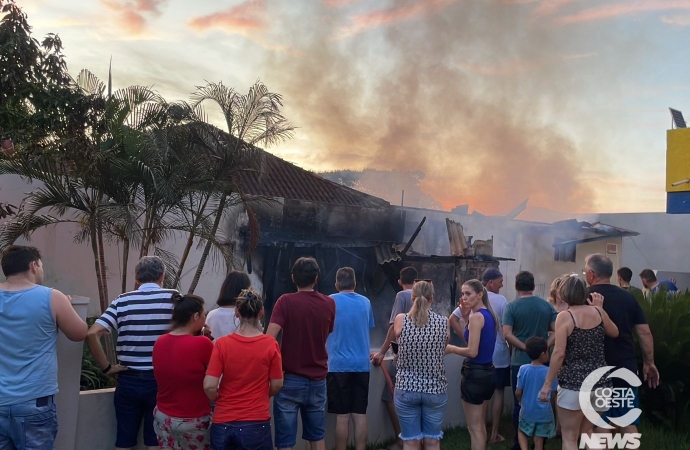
[154,247,181,290]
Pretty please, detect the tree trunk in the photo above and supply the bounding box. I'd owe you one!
[174,193,211,287]
[121,237,129,293]
[96,216,109,302]
[89,216,117,364]
[188,194,226,294]
[140,199,158,258]
[89,219,107,314]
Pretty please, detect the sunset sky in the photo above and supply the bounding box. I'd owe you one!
[20,0,690,215]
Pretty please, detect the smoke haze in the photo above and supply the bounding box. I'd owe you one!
[258,0,647,214]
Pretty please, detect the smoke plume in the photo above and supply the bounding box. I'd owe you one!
[251,0,642,214]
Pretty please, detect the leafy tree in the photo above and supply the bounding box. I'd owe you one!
[182,81,294,293]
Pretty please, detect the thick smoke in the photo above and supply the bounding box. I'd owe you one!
[262,0,637,214]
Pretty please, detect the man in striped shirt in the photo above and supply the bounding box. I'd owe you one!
[86,256,177,450]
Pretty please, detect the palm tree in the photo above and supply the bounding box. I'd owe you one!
[183,80,294,293]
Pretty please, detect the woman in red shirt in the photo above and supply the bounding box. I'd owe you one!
[204,289,283,450]
[153,294,214,450]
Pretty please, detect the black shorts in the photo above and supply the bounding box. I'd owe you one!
[495,367,511,389]
[327,372,370,414]
[460,361,495,405]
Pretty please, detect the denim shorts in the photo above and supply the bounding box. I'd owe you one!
[394,389,447,441]
[210,420,272,450]
[0,395,58,450]
[273,374,327,448]
[114,370,159,448]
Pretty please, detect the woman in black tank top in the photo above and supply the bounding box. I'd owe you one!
[538,275,619,450]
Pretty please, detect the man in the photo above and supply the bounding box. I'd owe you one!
[586,254,660,436]
[326,267,375,450]
[0,246,88,449]
[371,266,418,450]
[267,257,336,450]
[449,267,510,445]
[502,271,556,450]
[616,267,643,296]
[639,268,678,294]
[87,256,178,450]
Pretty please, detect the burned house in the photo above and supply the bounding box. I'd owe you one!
[227,151,404,340]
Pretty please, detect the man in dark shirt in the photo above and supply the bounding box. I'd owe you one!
[267,257,336,450]
[616,267,643,297]
[585,254,660,435]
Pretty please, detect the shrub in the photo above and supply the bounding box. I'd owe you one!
[635,289,690,430]
[80,317,116,391]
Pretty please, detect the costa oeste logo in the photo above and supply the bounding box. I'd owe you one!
[579,366,642,429]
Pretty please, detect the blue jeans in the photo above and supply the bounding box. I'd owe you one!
[0,395,58,450]
[113,371,158,448]
[273,374,327,448]
[394,389,448,441]
[210,420,272,450]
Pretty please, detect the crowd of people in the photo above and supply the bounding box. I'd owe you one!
[0,244,664,450]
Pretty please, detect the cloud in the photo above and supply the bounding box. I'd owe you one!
[339,0,455,36]
[555,0,690,25]
[188,0,266,33]
[661,13,690,25]
[101,0,169,34]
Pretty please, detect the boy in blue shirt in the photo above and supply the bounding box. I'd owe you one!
[516,337,557,450]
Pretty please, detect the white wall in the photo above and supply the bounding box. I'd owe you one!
[1,175,233,317]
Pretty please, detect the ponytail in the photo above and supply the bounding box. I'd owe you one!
[235,288,264,329]
[409,281,434,326]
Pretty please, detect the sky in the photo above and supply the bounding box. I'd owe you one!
[19,0,690,216]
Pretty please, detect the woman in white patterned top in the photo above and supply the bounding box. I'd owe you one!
[393,280,449,450]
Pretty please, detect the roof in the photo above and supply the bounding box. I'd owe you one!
[551,220,639,246]
[237,151,390,208]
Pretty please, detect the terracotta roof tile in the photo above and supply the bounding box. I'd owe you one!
[236,151,390,208]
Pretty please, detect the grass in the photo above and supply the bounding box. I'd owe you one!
[364,419,690,449]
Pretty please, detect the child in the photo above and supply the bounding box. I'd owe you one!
[516,336,557,450]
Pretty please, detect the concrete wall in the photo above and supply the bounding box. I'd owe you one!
[72,356,513,450]
[55,297,90,450]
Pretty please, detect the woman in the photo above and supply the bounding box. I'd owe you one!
[547,275,569,313]
[205,271,251,338]
[204,289,283,450]
[152,294,214,450]
[393,280,448,450]
[446,279,499,450]
[546,274,568,437]
[538,275,619,450]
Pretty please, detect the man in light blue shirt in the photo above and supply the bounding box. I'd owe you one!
[326,267,375,450]
[0,246,88,449]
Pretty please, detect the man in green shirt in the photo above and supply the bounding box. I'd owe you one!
[503,271,557,450]
[617,267,643,297]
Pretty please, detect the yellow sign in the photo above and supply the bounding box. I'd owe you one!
[666,128,690,192]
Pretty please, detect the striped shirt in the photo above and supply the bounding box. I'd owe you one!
[95,283,177,371]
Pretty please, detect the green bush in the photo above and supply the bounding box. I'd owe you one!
[79,317,116,391]
[635,289,690,429]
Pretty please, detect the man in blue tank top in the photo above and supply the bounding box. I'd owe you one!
[0,245,88,450]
